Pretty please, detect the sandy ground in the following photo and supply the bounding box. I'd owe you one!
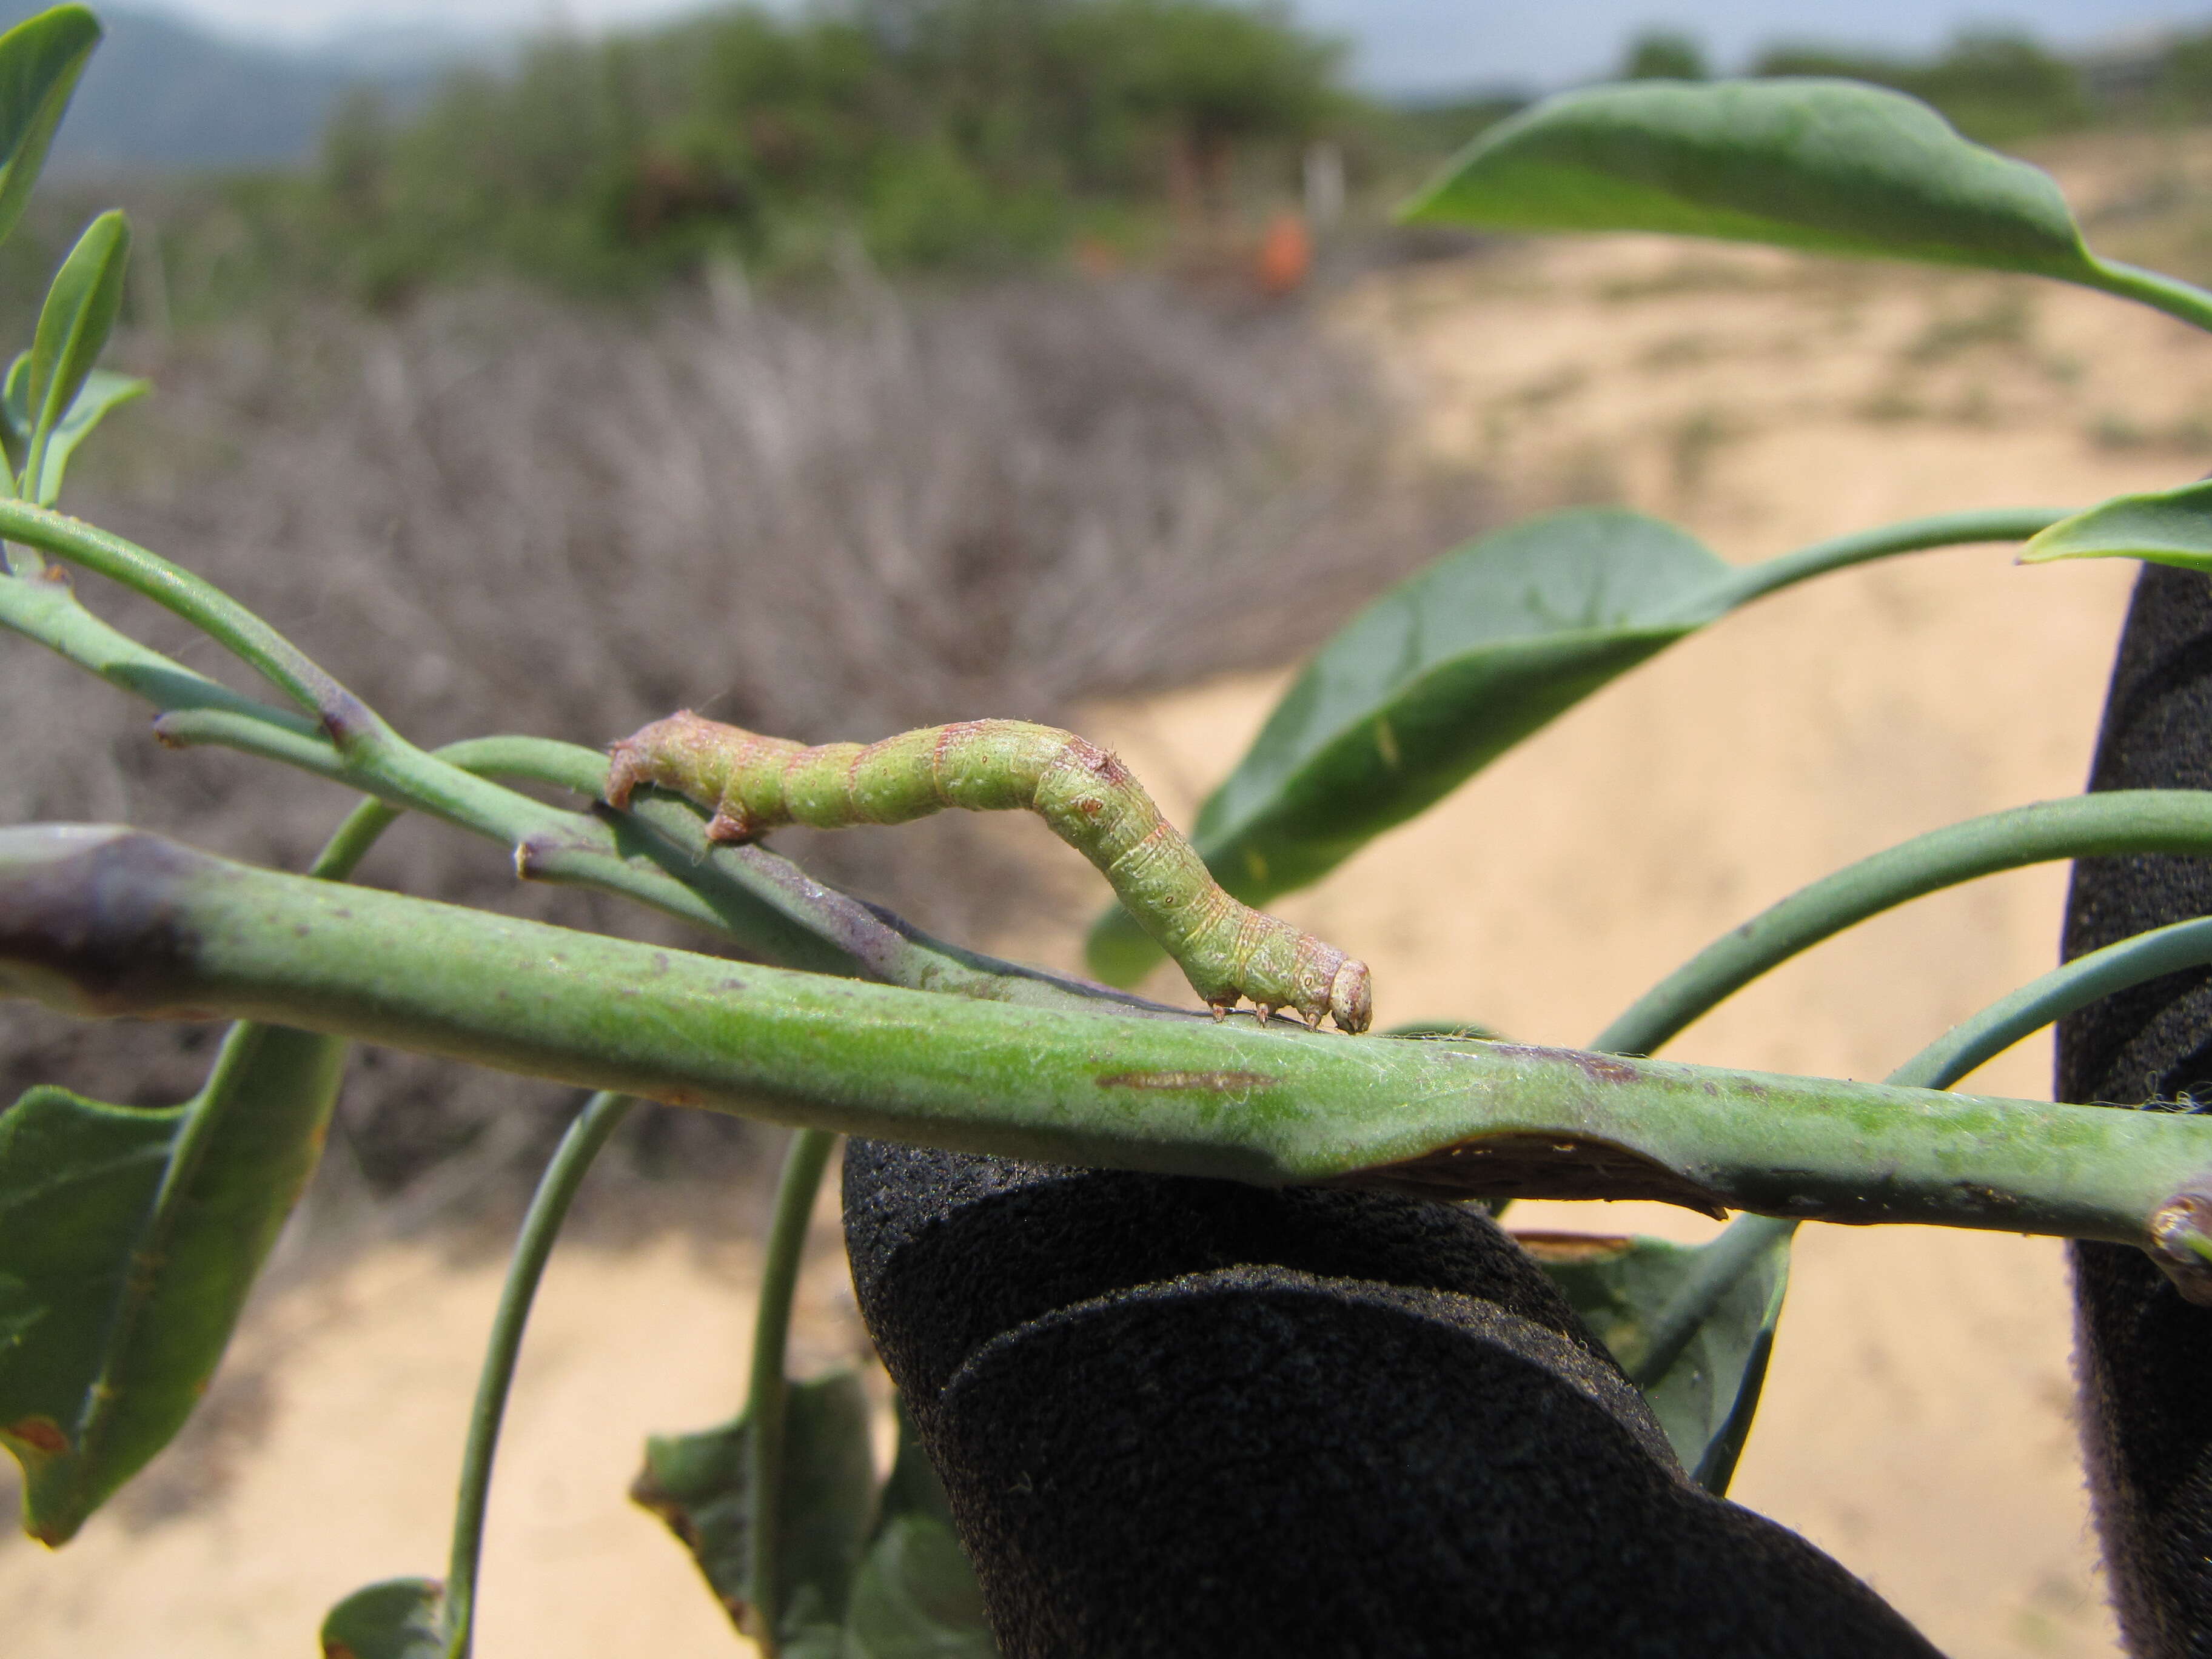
[12,142,2212,1655]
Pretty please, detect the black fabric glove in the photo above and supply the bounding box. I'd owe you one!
[842,1138,1939,1656]
[2060,561,2212,1658]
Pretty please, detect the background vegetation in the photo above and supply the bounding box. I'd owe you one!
[7,0,2211,317]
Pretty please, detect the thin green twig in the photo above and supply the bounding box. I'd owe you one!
[1596,791,2212,1057]
[1699,506,2068,613]
[1890,916,2212,1094]
[744,1127,837,1659]
[0,499,379,736]
[443,1091,635,1659]
[2086,258,2212,338]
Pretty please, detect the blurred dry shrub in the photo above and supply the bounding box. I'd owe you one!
[0,274,1489,1199]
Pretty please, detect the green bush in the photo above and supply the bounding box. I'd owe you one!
[295,0,1349,299]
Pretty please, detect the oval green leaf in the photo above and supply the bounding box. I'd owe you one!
[0,1021,346,1543]
[0,7,100,252]
[1402,78,2100,282]
[318,1577,447,1659]
[1088,503,2062,986]
[1088,508,1732,983]
[632,1370,878,1642]
[0,1086,178,1533]
[1523,1225,1791,1494]
[25,209,130,495]
[2019,479,2212,572]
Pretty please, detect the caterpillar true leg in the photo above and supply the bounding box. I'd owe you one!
[605,711,1374,1034]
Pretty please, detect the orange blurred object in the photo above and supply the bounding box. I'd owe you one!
[1069,236,1124,278]
[1254,210,1312,297]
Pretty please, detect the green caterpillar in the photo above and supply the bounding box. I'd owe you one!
[604,711,1373,1033]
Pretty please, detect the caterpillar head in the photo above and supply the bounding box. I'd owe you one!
[1329,957,1372,1034]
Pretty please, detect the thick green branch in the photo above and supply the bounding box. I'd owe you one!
[7,826,2212,1252]
[1651,913,2212,1345]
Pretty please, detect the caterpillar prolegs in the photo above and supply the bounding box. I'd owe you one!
[604,712,1373,1033]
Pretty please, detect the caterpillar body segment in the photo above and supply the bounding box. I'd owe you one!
[604,711,1373,1033]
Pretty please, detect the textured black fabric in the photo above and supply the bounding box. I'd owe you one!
[843,1138,1939,1655]
[840,1141,1600,1401]
[2060,561,2212,1659]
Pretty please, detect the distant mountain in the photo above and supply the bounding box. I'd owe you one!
[0,2,474,172]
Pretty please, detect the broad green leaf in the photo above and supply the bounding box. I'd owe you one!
[0,1021,347,1542]
[0,7,100,251]
[1521,1228,1791,1495]
[631,1370,877,1644]
[24,209,130,495]
[1087,509,1735,982]
[1402,78,2101,283]
[0,1087,178,1525]
[318,1577,447,1659]
[845,1396,997,1657]
[2018,480,2212,572]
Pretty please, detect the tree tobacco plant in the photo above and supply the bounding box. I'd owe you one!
[3,12,2212,1654]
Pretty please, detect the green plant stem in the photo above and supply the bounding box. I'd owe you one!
[745,1127,836,1659]
[1595,791,2212,1057]
[1892,916,2212,1095]
[443,1090,634,1659]
[164,711,1162,1008]
[0,535,934,975]
[0,557,323,730]
[158,709,882,973]
[0,500,380,736]
[1634,914,2212,1384]
[12,826,2212,1246]
[1700,506,2068,612]
[2086,258,2212,337]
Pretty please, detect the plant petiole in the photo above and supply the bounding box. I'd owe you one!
[441,1090,635,1659]
[743,1126,837,1658]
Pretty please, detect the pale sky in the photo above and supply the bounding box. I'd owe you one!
[170,0,701,42]
[147,0,2212,92]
